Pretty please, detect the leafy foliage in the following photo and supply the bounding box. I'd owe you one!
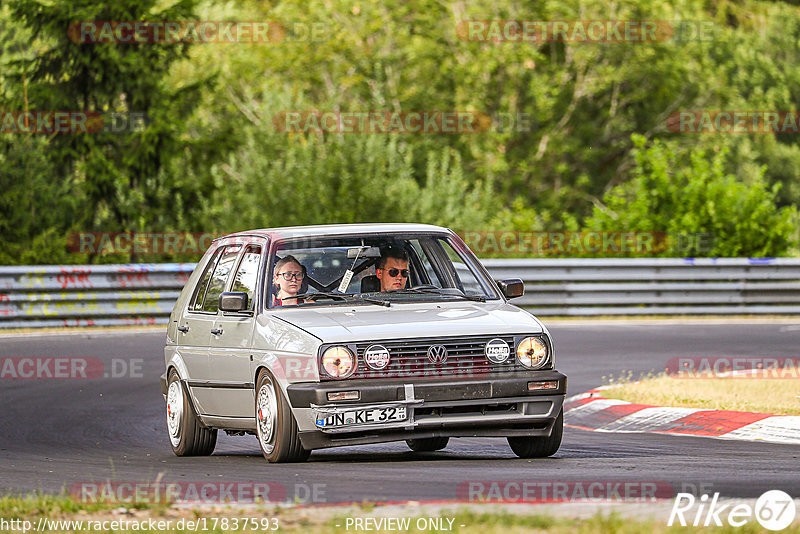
[586,135,797,257]
[0,0,799,263]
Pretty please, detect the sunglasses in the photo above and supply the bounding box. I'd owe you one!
[277,271,304,281]
[381,268,409,278]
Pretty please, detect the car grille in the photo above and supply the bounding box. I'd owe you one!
[349,334,526,379]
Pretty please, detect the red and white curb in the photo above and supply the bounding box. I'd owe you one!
[564,389,800,445]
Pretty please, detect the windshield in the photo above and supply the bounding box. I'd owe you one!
[267,234,500,308]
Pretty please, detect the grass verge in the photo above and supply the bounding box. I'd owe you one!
[602,374,800,415]
[0,493,165,517]
[2,496,799,533]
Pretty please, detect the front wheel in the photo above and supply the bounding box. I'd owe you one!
[406,437,449,452]
[166,369,217,456]
[507,409,563,458]
[255,370,310,463]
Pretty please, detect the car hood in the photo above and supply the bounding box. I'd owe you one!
[272,300,543,342]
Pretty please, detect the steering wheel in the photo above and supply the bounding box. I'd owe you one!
[410,284,438,290]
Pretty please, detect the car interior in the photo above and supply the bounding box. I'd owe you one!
[268,238,442,306]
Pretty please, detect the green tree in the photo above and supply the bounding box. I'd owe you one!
[4,0,211,262]
[3,0,800,264]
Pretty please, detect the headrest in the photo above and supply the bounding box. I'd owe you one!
[299,264,308,294]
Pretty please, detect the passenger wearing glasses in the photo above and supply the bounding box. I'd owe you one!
[376,246,410,292]
[272,255,305,306]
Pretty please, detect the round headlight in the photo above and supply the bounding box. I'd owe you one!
[517,337,548,369]
[321,346,356,378]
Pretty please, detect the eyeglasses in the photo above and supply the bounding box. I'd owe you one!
[277,271,304,281]
[381,268,409,278]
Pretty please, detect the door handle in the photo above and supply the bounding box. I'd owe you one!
[177,325,189,333]
[211,328,223,336]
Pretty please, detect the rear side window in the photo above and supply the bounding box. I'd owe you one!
[230,245,262,311]
[200,245,242,312]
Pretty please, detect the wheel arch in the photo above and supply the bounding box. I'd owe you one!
[253,364,288,399]
[165,364,207,426]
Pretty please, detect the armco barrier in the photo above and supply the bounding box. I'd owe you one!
[0,264,192,329]
[0,258,799,328]
[486,258,800,316]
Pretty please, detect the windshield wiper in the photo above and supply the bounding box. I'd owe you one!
[292,291,391,307]
[351,296,391,307]
[385,288,487,302]
[292,291,349,301]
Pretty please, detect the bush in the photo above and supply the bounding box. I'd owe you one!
[585,134,797,257]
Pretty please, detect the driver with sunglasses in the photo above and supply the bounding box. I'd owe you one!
[376,246,410,292]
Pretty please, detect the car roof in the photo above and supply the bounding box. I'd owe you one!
[216,223,453,242]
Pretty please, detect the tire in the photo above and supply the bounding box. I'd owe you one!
[166,369,217,456]
[255,370,310,463]
[406,437,449,452]
[507,409,563,458]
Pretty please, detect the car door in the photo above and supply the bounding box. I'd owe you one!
[175,246,222,414]
[207,239,266,417]
[181,243,242,415]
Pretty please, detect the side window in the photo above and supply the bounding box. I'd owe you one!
[438,239,485,295]
[190,249,222,311]
[201,245,241,312]
[409,239,444,286]
[230,245,262,311]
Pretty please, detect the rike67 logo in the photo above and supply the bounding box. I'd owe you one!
[669,490,796,531]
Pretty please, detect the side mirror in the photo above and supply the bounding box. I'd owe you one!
[496,279,524,299]
[219,292,249,312]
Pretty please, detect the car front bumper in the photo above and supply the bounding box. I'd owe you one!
[286,371,566,450]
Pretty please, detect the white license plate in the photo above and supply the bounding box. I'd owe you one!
[317,406,407,428]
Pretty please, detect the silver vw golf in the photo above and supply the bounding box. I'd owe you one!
[162,224,566,463]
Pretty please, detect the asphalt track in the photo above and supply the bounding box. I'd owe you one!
[1,322,798,504]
